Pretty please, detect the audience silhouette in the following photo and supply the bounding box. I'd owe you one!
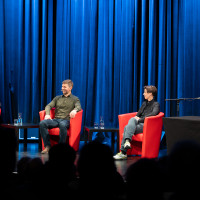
[168,140,200,199]
[0,128,17,197]
[15,157,44,199]
[1,127,200,200]
[77,141,126,200]
[42,143,77,199]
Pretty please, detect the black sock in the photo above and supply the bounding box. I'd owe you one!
[121,150,127,155]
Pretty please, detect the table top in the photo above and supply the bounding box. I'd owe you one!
[163,116,200,121]
[0,123,39,129]
[84,126,119,132]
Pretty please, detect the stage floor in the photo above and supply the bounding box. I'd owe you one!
[16,142,167,179]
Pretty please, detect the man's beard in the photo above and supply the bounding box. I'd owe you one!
[62,90,69,95]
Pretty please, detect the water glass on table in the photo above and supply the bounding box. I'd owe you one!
[18,113,23,126]
[99,116,104,129]
[94,122,98,129]
[14,119,18,126]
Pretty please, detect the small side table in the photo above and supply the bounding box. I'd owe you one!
[0,123,39,150]
[84,126,119,153]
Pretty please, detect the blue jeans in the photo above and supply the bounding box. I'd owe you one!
[120,117,144,153]
[39,119,70,147]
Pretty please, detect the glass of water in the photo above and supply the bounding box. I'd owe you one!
[94,122,98,129]
[18,113,23,126]
[99,116,104,129]
[14,119,18,126]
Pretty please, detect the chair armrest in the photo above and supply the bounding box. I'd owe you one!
[39,109,56,121]
[142,112,164,158]
[143,112,164,134]
[118,112,137,134]
[39,110,46,121]
[69,110,83,136]
[118,112,137,147]
[68,110,83,151]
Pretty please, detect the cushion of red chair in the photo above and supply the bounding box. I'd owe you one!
[132,133,143,142]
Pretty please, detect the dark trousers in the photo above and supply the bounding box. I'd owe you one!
[39,119,70,147]
[120,117,144,153]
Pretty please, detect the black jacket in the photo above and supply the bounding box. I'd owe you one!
[136,99,160,123]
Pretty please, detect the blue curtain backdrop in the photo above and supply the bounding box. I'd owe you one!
[1,0,200,137]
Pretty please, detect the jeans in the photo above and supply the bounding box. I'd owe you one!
[39,119,70,147]
[120,117,144,153]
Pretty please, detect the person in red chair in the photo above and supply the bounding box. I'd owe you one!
[113,85,160,160]
[40,79,81,154]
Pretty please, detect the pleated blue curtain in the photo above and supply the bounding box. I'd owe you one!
[0,0,200,132]
[177,0,200,116]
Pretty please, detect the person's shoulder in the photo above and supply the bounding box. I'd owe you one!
[53,95,63,100]
[55,95,63,98]
[153,100,160,106]
[141,101,147,105]
[153,100,159,104]
[70,94,80,100]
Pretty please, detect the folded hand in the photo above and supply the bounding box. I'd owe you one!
[70,110,77,118]
[44,115,51,120]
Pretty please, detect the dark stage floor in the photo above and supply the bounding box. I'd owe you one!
[16,142,167,179]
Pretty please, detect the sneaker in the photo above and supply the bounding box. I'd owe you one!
[113,152,127,160]
[124,140,131,150]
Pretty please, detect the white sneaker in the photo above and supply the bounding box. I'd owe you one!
[113,152,127,160]
[124,140,131,149]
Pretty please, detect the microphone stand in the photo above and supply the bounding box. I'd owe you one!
[165,97,200,116]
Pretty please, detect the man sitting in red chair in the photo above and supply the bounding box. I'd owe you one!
[113,85,160,160]
[40,79,81,154]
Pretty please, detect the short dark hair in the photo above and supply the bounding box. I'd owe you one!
[144,85,157,96]
[62,79,73,88]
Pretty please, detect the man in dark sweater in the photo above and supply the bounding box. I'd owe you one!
[113,85,160,160]
[40,80,81,154]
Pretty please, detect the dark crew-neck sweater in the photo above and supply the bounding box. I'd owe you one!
[136,99,160,123]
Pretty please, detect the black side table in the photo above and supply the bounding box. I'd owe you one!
[84,126,119,153]
[0,123,39,150]
[163,116,200,154]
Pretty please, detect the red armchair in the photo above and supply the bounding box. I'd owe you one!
[118,112,164,158]
[39,109,83,152]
